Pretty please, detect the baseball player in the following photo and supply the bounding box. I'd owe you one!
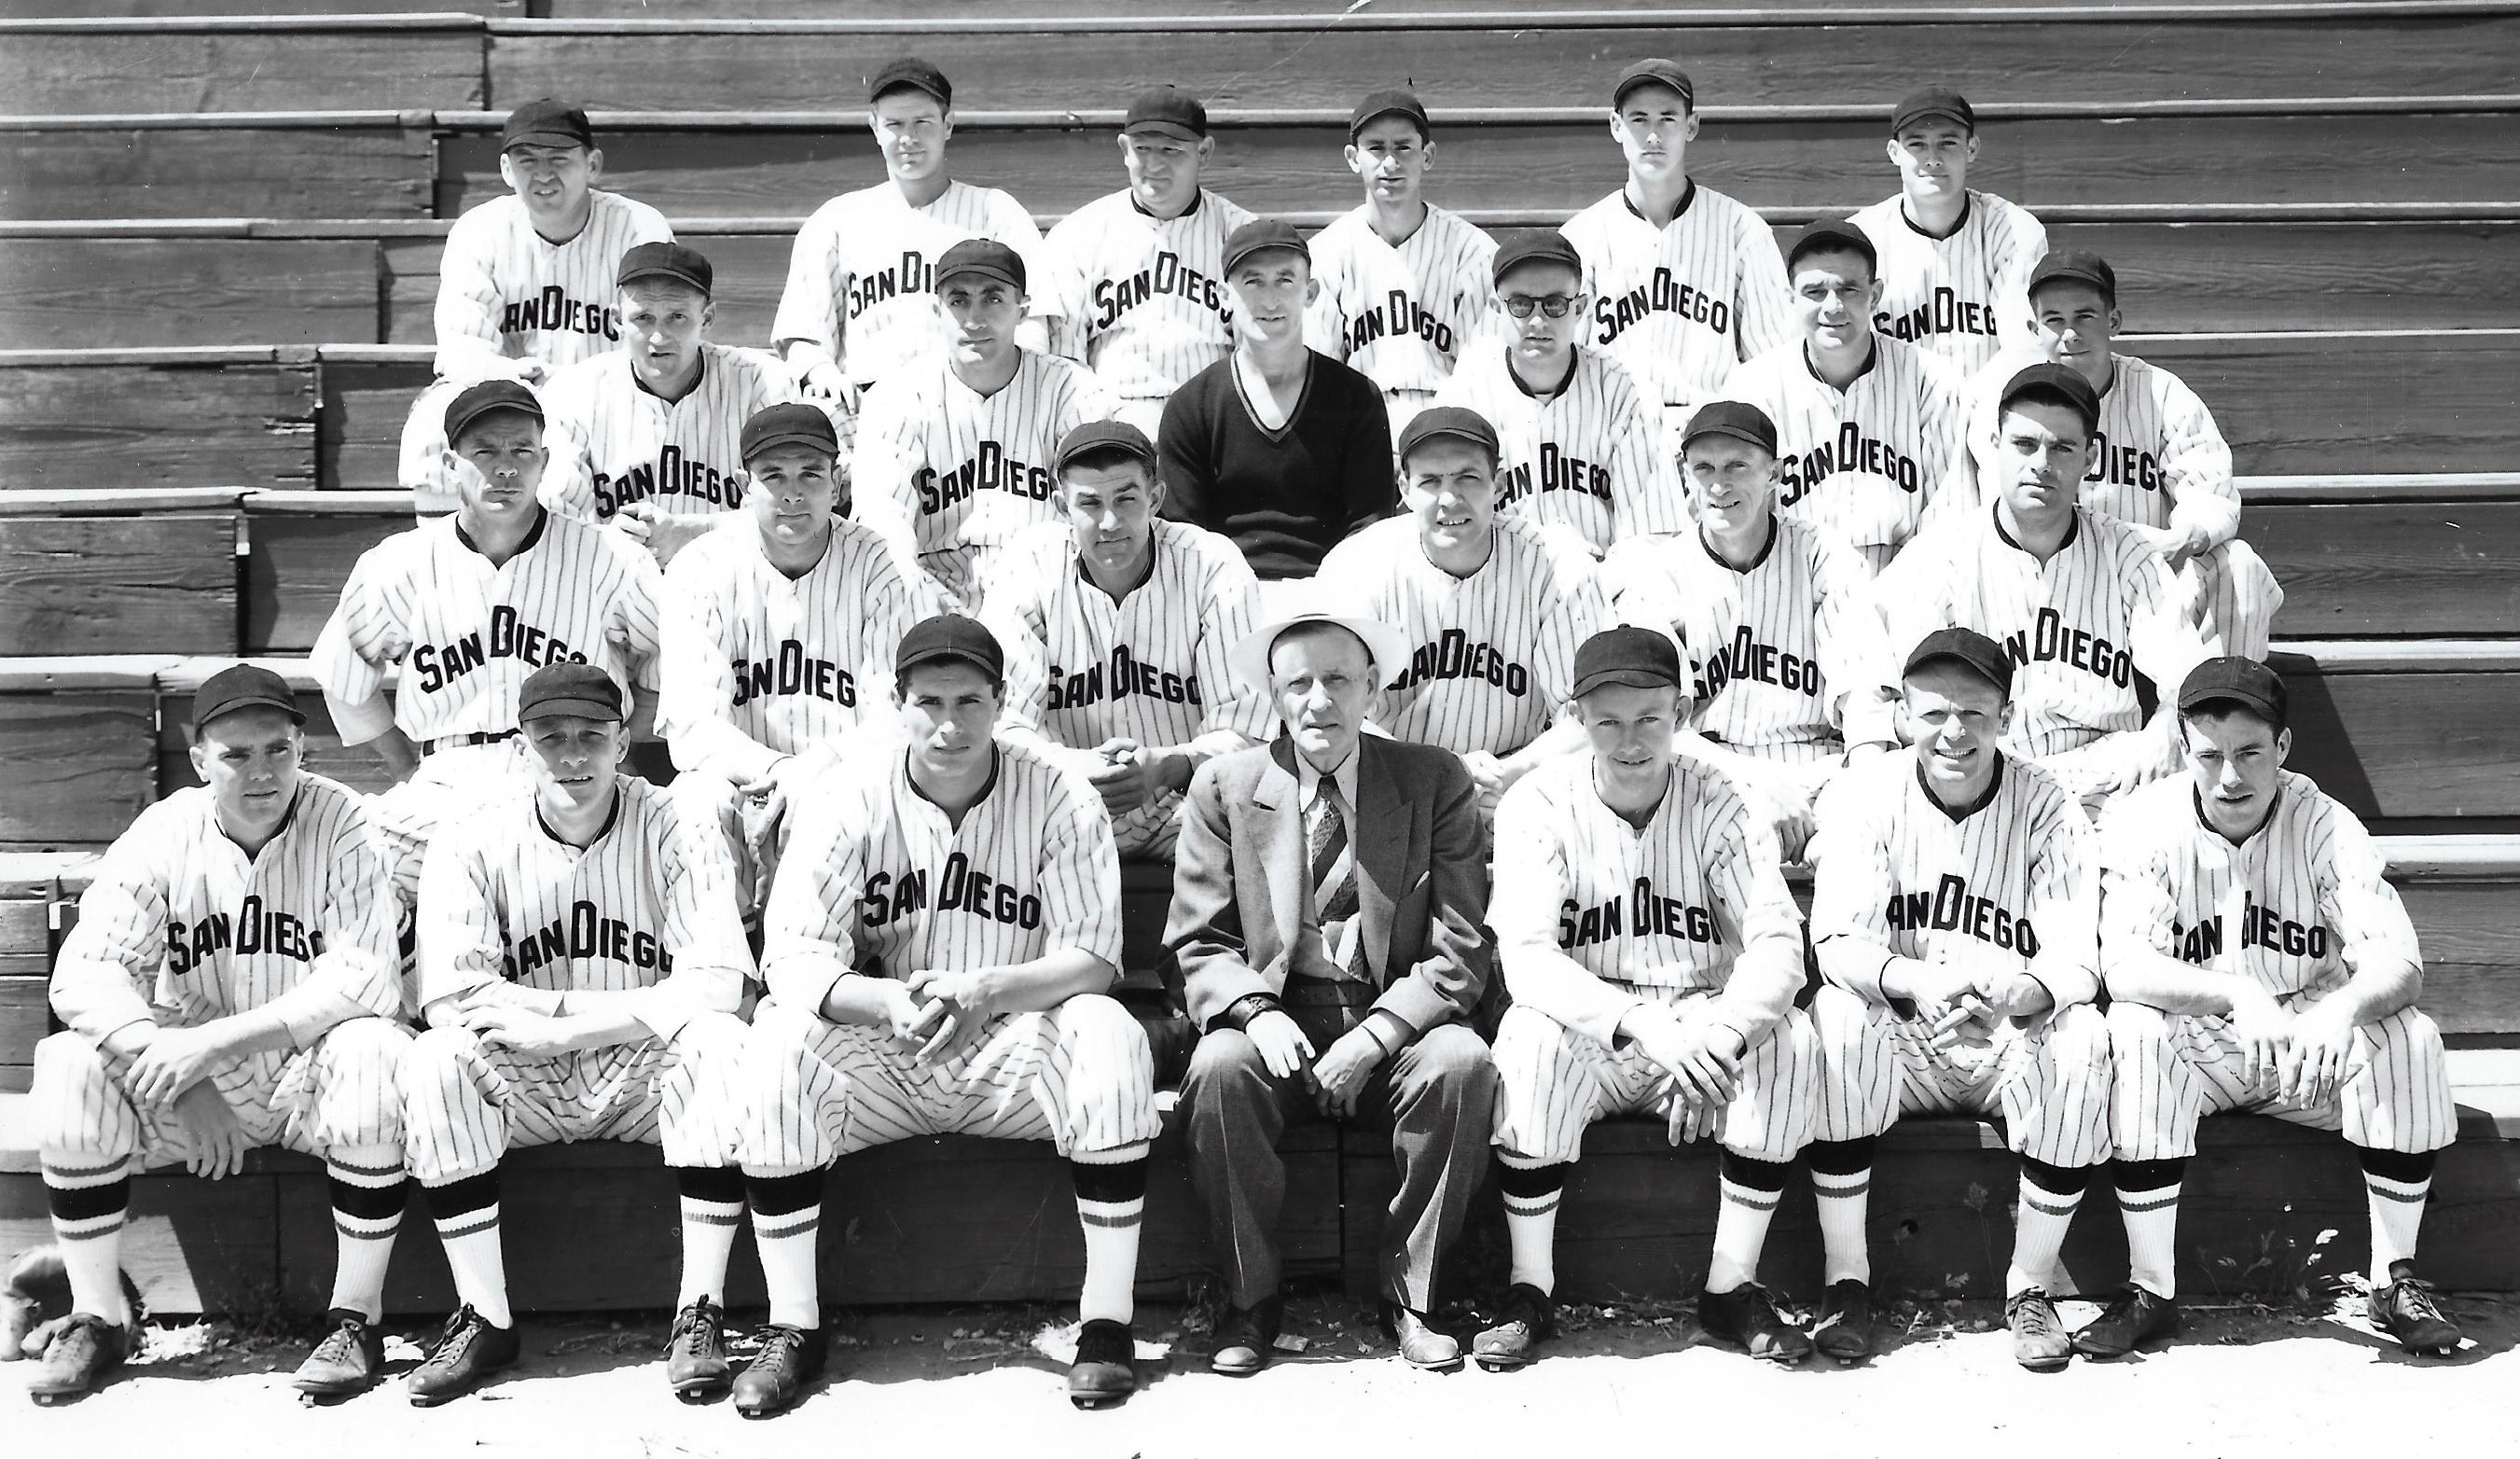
[852,239,1120,611]
[24,665,407,1405]
[1600,401,1898,860]
[734,615,1156,1415]
[1724,218,1973,575]
[399,100,672,510]
[1482,626,1820,1369]
[1848,88,2048,374]
[659,403,923,912]
[1805,628,2112,1370]
[2077,658,2461,1358]
[1318,407,1603,817]
[1303,89,1499,424]
[1872,363,2217,813]
[1559,59,1793,453]
[773,58,1047,424]
[539,242,802,565]
[400,663,754,1407]
[1966,251,2284,657]
[980,420,1271,859]
[1040,85,1258,436]
[1433,230,1678,554]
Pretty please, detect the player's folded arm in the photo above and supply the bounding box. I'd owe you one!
[1488,788,1645,1047]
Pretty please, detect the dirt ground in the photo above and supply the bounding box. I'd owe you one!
[7,1286,2514,1458]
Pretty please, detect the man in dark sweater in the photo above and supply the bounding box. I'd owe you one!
[1159,218,1396,579]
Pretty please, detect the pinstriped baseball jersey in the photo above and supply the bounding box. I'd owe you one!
[1810,749,2099,1007]
[312,510,664,745]
[48,776,404,1041]
[773,179,1046,388]
[2097,770,2420,1001]
[1322,514,1607,757]
[1724,336,1972,566]
[852,349,1118,602]
[982,519,1272,849]
[1433,342,1680,550]
[1848,190,2047,374]
[434,191,673,382]
[1040,188,1258,404]
[1304,204,1498,397]
[760,742,1122,1011]
[1601,513,1893,758]
[658,517,923,782]
[417,775,752,1029]
[1874,505,2215,760]
[1558,186,1794,414]
[539,343,800,522]
[1967,351,2237,537]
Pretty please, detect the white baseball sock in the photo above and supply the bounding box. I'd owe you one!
[1073,1146,1150,1327]
[2365,1172,2430,1286]
[325,1144,407,1323]
[1812,1167,1872,1285]
[1707,1172,1782,1296]
[2009,1166,2088,1298]
[42,1156,133,1327]
[1497,1154,1566,1296]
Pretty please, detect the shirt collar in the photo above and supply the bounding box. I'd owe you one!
[1511,349,1581,401]
[1989,501,2080,557]
[215,784,306,857]
[1700,512,1779,574]
[1803,337,1878,387]
[1621,178,1698,227]
[1073,534,1160,597]
[535,782,623,847]
[630,344,706,404]
[1132,188,1202,221]
[906,744,1004,812]
[2191,780,2284,846]
[454,504,547,558]
[1295,745,1362,813]
[1916,749,2007,824]
[1902,190,1973,240]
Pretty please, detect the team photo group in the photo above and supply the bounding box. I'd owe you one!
[18,47,2471,1421]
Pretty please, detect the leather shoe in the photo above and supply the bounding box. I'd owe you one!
[1209,1294,1282,1377]
[292,1309,384,1400]
[1067,1318,1137,1408]
[2071,1285,2179,1359]
[406,1305,520,1406]
[1380,1300,1463,1371]
[731,1323,826,1418]
[1471,1284,1554,1370]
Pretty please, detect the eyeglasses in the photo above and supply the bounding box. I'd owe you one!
[1497,293,1581,319]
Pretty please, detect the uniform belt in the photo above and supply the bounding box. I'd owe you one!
[422,730,519,756]
[1282,973,1378,1007]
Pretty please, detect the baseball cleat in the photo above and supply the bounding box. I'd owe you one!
[2071,1286,2179,1359]
[1379,1301,1463,1371]
[2367,1268,2462,1355]
[730,1323,825,1418]
[405,1304,520,1406]
[1470,1283,1555,1371]
[1812,1279,1874,1363]
[1208,1295,1282,1378]
[1066,1318,1138,1408]
[25,1313,132,1405]
[2006,1288,2073,1371]
[292,1309,385,1402]
[1696,1283,1812,1364]
[666,1297,732,1400]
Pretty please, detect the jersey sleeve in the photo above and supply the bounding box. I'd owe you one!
[759,773,875,1010]
[976,546,1060,744]
[2096,798,2186,982]
[1991,203,2050,362]
[2021,780,2102,1008]
[1811,530,1898,748]
[432,209,518,382]
[533,368,602,521]
[644,795,754,1035]
[1807,774,1903,1003]
[304,800,406,1024]
[606,546,669,695]
[771,203,844,356]
[1608,366,1687,537]
[846,380,929,572]
[312,543,412,743]
[1037,778,1124,972]
[1337,376,1399,536]
[1302,235,1360,364]
[1534,557,1609,709]
[658,547,777,782]
[414,822,509,1012]
[48,828,172,1040]
[1732,212,1796,363]
[1036,213,1092,356]
[2314,799,2424,979]
[1914,352,1977,521]
[1486,779,1645,1047]
[2154,367,2240,547]
[1197,541,1274,741]
[1702,790,1807,1047]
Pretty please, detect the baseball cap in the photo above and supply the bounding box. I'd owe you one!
[2028,249,2118,306]
[518,661,624,723]
[933,238,1025,291]
[1350,88,1430,138]
[1227,604,1411,699]
[1571,626,1684,699]
[2178,656,2289,730]
[194,663,304,730]
[868,56,951,107]
[1222,218,1308,278]
[741,402,839,463]
[896,614,1005,682]
[1395,406,1500,466]
[1891,86,1975,135]
[1681,400,1779,457]
[616,241,713,295]
[1903,627,2014,698]
[1055,419,1157,474]
[501,98,593,153]
[443,379,544,444]
[1124,84,1208,141]
[1612,59,1695,110]
[1491,229,1584,285]
[1787,217,1878,276]
[1998,361,2102,434]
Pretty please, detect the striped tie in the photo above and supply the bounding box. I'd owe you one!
[1310,782,1365,980]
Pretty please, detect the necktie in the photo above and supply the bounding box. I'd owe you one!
[1311,781,1365,979]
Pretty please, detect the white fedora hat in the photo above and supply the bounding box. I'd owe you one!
[1228,595,1411,700]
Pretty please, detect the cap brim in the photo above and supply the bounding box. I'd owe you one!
[445,402,544,442]
[1681,423,1774,455]
[1903,649,2010,691]
[2030,268,2110,295]
[1124,120,1202,141]
[897,646,1002,680]
[1229,610,1412,700]
[1397,424,1498,461]
[1613,76,1693,106]
[2177,687,2283,717]
[743,429,838,462]
[1223,243,1308,278]
[519,697,622,723]
[201,694,307,727]
[503,130,588,150]
[1056,440,1156,473]
[1892,106,1973,133]
[617,267,710,294]
[1572,668,1681,699]
[935,264,1024,291]
[1350,104,1428,136]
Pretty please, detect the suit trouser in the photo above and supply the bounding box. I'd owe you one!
[1180,996,1496,1312]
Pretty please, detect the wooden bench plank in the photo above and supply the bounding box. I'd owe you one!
[318,353,435,494]
[0,25,485,116]
[2275,660,2520,820]
[1,122,434,220]
[243,496,411,655]
[0,686,156,847]
[484,15,2520,111]
[0,975,44,1092]
[2244,499,2520,636]
[2136,330,2520,474]
[0,512,238,657]
[0,0,511,13]
[0,355,317,490]
[0,237,378,348]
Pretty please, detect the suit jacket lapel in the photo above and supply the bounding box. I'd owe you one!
[1352,738,1405,981]
[1251,738,1304,967]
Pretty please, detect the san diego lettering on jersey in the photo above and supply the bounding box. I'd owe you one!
[164,896,325,976]
[2087,432,2167,493]
[1875,285,2000,350]
[1091,251,1228,330]
[1882,872,2040,954]
[1778,423,1926,506]
[858,855,1045,931]
[845,250,940,320]
[1389,628,1531,697]
[2170,893,2334,965]
[499,285,619,343]
[913,439,1055,516]
[594,444,745,517]
[1593,268,1734,347]
[2001,606,2136,688]
[505,898,674,980]
[1045,645,1203,712]
[1700,623,1823,700]
[412,604,588,693]
[1558,876,1719,949]
[1341,288,1458,356]
[728,640,857,710]
[1498,442,1613,507]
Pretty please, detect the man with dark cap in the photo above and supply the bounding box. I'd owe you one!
[1850,86,2050,374]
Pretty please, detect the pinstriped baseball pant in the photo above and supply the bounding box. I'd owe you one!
[1490,994,1818,1165]
[2107,997,2455,1160]
[33,1018,409,1166]
[1811,984,2113,1167]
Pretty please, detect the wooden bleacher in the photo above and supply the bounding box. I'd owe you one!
[1,0,2515,1313]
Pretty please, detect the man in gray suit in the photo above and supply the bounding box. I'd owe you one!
[1167,604,1498,1374]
